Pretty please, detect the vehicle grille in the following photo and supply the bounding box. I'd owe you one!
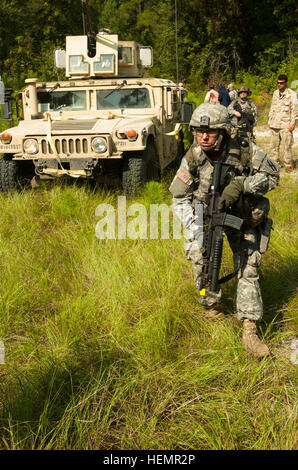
[51,120,98,131]
[40,137,90,155]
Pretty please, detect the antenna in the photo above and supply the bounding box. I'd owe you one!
[175,0,179,84]
[82,9,86,35]
[81,0,96,57]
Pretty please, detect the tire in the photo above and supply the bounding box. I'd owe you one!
[0,154,34,193]
[122,141,160,195]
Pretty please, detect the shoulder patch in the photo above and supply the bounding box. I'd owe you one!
[177,169,191,184]
[169,163,194,197]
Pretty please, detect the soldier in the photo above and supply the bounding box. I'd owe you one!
[228,85,258,162]
[268,74,298,171]
[169,103,280,358]
[228,85,257,132]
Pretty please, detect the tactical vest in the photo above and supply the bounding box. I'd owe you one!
[185,137,250,205]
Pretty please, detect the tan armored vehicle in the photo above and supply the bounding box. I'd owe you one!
[0,12,192,194]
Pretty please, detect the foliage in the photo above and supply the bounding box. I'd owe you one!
[0,0,297,95]
[0,174,297,449]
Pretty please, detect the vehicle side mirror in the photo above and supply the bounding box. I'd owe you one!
[181,101,194,124]
[1,88,13,121]
[1,103,9,120]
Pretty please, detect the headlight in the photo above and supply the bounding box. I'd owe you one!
[24,139,38,154]
[92,137,107,153]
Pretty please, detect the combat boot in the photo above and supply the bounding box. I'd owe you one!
[242,319,269,358]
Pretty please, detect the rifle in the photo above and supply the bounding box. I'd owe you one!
[234,102,255,131]
[199,162,244,299]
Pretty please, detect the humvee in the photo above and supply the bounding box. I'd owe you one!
[0,4,192,194]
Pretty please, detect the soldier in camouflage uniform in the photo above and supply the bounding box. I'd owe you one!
[268,74,298,171]
[228,85,258,130]
[170,103,280,358]
[228,85,257,164]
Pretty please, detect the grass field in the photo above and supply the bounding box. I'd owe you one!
[0,166,297,450]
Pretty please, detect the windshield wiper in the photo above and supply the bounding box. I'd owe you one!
[104,80,127,99]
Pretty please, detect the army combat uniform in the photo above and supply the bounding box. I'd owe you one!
[268,87,298,167]
[170,138,279,322]
[228,94,258,163]
[228,97,258,132]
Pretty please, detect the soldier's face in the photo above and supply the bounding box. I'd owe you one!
[277,80,287,92]
[196,129,219,148]
[239,91,248,99]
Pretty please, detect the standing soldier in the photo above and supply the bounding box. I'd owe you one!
[228,85,258,162]
[170,103,280,358]
[268,74,298,171]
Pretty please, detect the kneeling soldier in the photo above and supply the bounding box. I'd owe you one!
[170,103,280,358]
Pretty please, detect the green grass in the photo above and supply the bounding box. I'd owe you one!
[0,171,297,450]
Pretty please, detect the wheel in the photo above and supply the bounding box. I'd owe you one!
[0,154,34,193]
[0,155,18,193]
[122,141,160,195]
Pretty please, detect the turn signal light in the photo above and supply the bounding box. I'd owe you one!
[1,132,11,143]
[126,129,138,140]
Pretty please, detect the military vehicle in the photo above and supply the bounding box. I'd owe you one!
[0,1,192,194]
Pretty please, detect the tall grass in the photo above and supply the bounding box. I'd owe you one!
[0,171,297,450]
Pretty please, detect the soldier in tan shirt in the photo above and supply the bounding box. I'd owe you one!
[268,74,298,170]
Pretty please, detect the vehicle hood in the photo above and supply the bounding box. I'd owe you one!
[6,115,157,136]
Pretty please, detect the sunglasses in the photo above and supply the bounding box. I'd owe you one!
[277,81,286,84]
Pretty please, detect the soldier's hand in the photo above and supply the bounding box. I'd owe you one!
[234,111,241,118]
[218,178,245,211]
[289,124,295,132]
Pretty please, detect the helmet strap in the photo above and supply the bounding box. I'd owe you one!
[214,132,225,151]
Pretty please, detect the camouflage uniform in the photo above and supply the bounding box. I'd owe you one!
[170,105,279,322]
[228,93,258,164]
[268,87,298,166]
[228,97,258,133]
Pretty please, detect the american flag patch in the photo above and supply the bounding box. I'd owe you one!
[177,169,191,184]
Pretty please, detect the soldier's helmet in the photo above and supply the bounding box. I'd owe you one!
[237,85,251,95]
[190,103,231,135]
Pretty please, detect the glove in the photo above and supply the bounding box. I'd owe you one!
[218,177,245,210]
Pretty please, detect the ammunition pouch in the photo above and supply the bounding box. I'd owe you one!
[243,195,270,228]
[259,218,273,254]
[243,195,273,253]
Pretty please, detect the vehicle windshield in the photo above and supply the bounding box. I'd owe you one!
[37,91,87,112]
[97,88,151,110]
